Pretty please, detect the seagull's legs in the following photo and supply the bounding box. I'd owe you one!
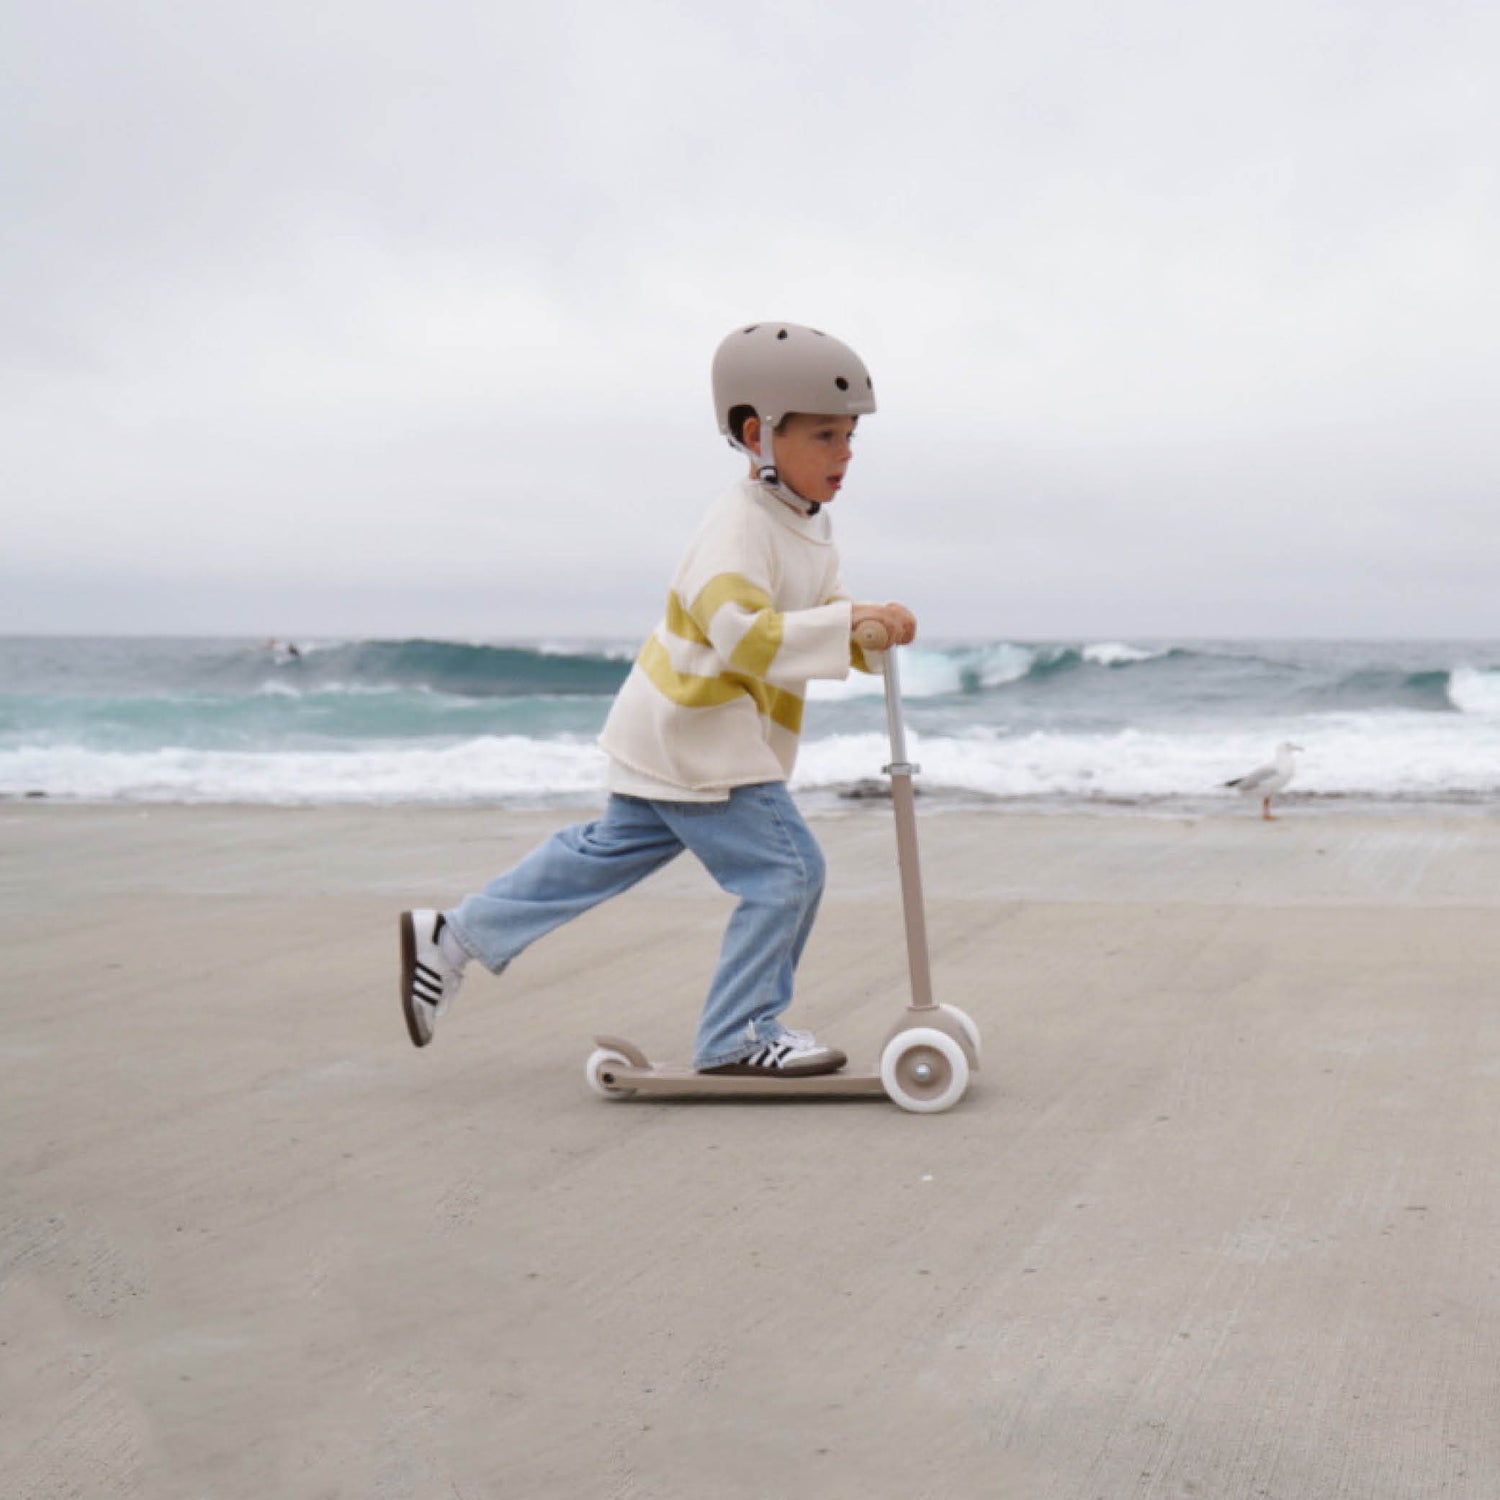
[1261,796,1275,821]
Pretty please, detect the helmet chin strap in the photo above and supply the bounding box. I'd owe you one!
[756,421,778,486]
[727,424,821,517]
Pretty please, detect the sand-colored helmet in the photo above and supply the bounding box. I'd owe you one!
[711,321,876,435]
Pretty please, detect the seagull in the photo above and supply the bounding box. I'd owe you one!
[1224,742,1304,821]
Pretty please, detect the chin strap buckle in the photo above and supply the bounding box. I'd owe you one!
[728,431,819,516]
[756,425,781,490]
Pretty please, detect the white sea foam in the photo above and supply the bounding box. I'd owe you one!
[793,713,1500,804]
[0,737,611,805]
[253,679,426,698]
[1448,667,1500,716]
[809,647,967,701]
[1082,642,1161,667]
[972,643,1037,688]
[809,642,1035,702]
[534,639,639,661]
[9,712,1500,806]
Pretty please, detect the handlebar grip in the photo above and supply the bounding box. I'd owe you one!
[853,619,891,652]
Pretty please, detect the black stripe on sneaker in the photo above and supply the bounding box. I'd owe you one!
[751,1039,795,1069]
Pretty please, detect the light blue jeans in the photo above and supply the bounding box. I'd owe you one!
[446,783,826,1069]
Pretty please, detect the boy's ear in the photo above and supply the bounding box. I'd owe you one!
[740,414,762,451]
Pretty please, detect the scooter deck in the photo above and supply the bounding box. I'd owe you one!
[592,1035,887,1098]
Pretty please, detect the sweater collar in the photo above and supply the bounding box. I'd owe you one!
[738,478,832,539]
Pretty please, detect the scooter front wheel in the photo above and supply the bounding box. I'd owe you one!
[585,1046,637,1100]
[880,1027,969,1114]
[937,1003,981,1065]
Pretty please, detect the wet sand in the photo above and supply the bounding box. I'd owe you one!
[4,803,1500,1497]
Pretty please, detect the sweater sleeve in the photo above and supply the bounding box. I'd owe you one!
[826,573,883,676]
[679,574,853,686]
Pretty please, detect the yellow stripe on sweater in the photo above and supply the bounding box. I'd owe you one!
[664,592,710,646]
[680,574,785,678]
[729,608,783,677]
[637,637,803,734]
[689,573,772,630]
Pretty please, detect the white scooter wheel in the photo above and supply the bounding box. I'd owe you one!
[585,1046,637,1100]
[880,1027,969,1114]
[937,1003,981,1064]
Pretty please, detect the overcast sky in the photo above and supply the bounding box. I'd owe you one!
[3,0,1497,640]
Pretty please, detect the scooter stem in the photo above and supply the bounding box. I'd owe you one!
[853,618,936,1012]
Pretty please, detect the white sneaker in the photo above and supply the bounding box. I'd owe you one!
[400,910,464,1048]
[701,1030,847,1077]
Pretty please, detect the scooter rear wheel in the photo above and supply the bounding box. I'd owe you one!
[585,1046,637,1100]
[880,1027,969,1114]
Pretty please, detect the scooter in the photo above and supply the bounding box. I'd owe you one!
[584,621,981,1114]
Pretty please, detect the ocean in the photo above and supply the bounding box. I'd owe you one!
[3,635,1499,814]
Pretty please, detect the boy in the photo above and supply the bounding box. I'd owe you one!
[400,321,916,1075]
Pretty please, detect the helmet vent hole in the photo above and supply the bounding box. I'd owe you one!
[743,325,758,334]
[835,376,849,391]
[776,329,788,339]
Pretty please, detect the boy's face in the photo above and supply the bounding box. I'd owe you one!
[752,412,859,504]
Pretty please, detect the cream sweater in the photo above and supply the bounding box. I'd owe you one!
[600,478,876,801]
